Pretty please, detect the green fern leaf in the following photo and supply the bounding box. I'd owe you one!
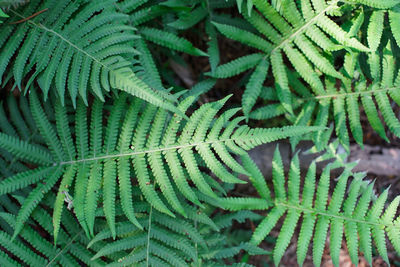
[0,0,179,112]
[350,0,399,9]
[367,10,385,51]
[247,147,400,265]
[213,0,368,115]
[389,8,400,46]
[242,59,269,117]
[140,27,208,56]
[208,53,264,78]
[0,90,320,238]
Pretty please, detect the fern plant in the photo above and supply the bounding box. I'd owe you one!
[0,143,262,267]
[1,0,400,265]
[233,0,400,15]
[0,192,112,266]
[124,0,207,57]
[0,0,183,113]
[210,0,371,117]
[242,146,400,266]
[250,41,400,151]
[89,198,266,266]
[117,0,213,94]
[0,89,319,242]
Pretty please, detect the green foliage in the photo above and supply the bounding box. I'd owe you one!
[89,200,266,266]
[251,43,400,150]
[248,147,400,267]
[0,90,318,242]
[0,0,29,9]
[211,0,370,116]
[1,0,400,265]
[0,9,7,21]
[350,0,399,9]
[0,0,180,113]
[0,164,111,267]
[121,0,236,80]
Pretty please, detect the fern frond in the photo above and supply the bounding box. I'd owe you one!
[349,0,399,9]
[251,42,400,148]
[248,147,400,266]
[207,53,264,78]
[212,0,369,116]
[0,193,110,266]
[367,10,385,51]
[140,27,208,57]
[91,201,265,266]
[118,0,215,85]
[0,90,320,238]
[0,0,179,112]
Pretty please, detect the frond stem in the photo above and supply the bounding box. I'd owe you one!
[277,202,400,229]
[145,206,153,267]
[9,9,117,71]
[299,85,400,102]
[45,230,83,266]
[56,139,235,166]
[270,0,339,53]
[9,8,48,24]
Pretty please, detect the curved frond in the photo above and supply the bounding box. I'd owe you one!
[0,0,179,112]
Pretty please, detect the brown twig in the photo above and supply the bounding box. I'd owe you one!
[9,8,48,24]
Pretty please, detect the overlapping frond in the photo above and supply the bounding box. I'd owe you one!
[90,204,197,267]
[90,201,265,266]
[0,0,180,113]
[119,0,230,77]
[210,0,370,116]
[363,3,400,55]
[0,89,320,241]
[250,43,400,151]
[248,147,400,267]
[0,193,110,266]
[120,0,209,55]
[1,0,399,265]
[0,154,262,266]
[0,0,29,9]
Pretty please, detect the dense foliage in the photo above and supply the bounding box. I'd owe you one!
[0,0,399,266]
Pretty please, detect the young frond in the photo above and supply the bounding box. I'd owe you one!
[211,0,369,116]
[0,0,179,113]
[0,89,321,240]
[248,147,400,267]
